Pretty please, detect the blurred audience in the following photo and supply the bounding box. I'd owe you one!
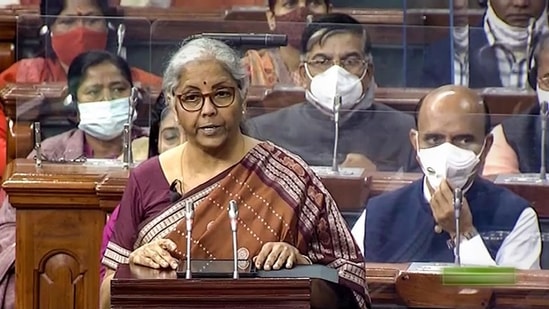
[484,33,549,175]
[422,0,548,88]
[244,0,330,87]
[27,50,149,161]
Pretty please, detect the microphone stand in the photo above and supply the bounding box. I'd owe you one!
[117,24,126,59]
[184,201,194,279]
[228,200,239,279]
[526,18,536,86]
[123,88,138,170]
[331,95,341,173]
[33,122,42,167]
[453,188,463,266]
[540,101,548,180]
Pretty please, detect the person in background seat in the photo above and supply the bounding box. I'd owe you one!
[27,50,149,162]
[421,0,548,88]
[0,0,161,87]
[0,0,162,177]
[244,13,417,172]
[244,0,330,87]
[352,85,541,269]
[484,33,549,175]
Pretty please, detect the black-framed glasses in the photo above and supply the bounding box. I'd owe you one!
[175,87,236,112]
[306,56,367,76]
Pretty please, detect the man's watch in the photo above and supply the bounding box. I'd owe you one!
[446,228,479,249]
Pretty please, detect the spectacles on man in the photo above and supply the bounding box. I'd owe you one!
[306,56,368,76]
[175,87,236,112]
[538,76,549,90]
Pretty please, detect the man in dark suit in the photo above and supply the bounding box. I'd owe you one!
[421,0,547,88]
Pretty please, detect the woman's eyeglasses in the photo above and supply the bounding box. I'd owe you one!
[175,87,236,112]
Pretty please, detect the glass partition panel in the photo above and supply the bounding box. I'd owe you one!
[14,15,153,164]
[151,19,453,88]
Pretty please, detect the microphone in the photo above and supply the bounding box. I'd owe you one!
[184,201,194,279]
[169,180,183,203]
[540,101,548,180]
[117,23,126,59]
[195,33,287,47]
[33,121,42,167]
[331,95,342,173]
[453,188,463,266]
[123,88,138,169]
[228,200,239,279]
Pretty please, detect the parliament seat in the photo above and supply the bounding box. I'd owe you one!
[1,84,537,163]
[247,86,536,124]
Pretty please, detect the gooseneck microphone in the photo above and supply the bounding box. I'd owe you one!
[453,188,463,266]
[331,95,342,173]
[184,201,194,279]
[228,200,239,279]
[191,33,287,47]
[540,101,548,180]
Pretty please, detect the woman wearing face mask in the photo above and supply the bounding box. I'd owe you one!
[484,33,549,176]
[244,0,330,87]
[0,0,161,87]
[27,50,149,162]
[0,0,162,177]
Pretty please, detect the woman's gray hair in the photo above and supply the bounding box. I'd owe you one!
[162,37,249,100]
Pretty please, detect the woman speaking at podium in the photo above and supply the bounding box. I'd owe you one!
[100,37,369,309]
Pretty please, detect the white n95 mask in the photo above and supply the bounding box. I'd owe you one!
[417,141,481,190]
[78,97,135,141]
[306,65,366,112]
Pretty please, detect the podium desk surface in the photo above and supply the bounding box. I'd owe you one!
[111,264,315,309]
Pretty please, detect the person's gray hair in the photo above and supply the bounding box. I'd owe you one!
[301,28,373,63]
[162,37,249,100]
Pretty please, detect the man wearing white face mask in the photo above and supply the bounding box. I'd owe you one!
[421,0,548,88]
[244,13,417,172]
[485,34,549,175]
[352,85,541,269]
[26,50,149,162]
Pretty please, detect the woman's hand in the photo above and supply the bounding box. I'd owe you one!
[128,239,179,270]
[253,242,311,270]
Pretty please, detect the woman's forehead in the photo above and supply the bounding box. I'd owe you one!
[178,60,235,89]
[81,62,126,85]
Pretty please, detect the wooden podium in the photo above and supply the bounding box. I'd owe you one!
[2,159,125,309]
[111,264,314,309]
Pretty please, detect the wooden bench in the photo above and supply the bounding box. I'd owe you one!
[1,84,536,163]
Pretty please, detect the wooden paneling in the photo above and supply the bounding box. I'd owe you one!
[4,160,110,309]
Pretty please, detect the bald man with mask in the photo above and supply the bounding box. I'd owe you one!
[352,85,541,269]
